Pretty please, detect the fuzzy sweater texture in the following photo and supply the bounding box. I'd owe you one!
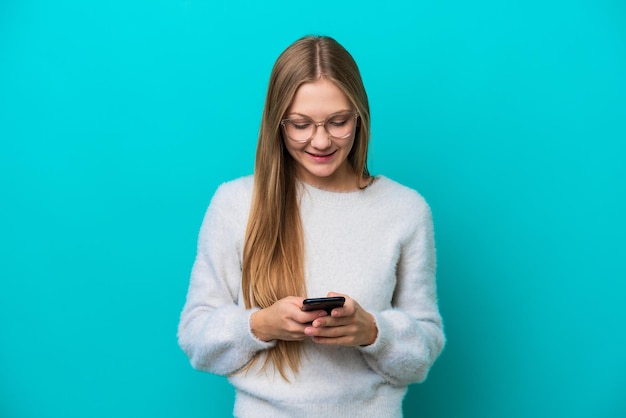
[178,175,445,418]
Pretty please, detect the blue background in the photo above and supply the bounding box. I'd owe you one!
[1,0,624,417]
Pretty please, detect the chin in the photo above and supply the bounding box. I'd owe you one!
[306,167,339,179]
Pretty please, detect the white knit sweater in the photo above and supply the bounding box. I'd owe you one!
[178,175,445,417]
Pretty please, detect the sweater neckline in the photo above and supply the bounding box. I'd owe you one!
[297,176,388,207]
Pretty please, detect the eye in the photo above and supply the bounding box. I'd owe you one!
[290,120,312,130]
[328,117,348,127]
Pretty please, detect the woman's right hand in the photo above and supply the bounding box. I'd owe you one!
[250,296,327,342]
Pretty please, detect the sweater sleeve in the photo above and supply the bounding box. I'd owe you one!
[358,200,445,386]
[177,181,275,375]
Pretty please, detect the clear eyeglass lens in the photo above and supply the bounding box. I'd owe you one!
[284,114,356,142]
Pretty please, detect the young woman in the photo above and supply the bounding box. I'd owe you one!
[178,35,445,417]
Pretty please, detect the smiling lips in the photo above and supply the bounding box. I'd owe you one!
[306,150,337,161]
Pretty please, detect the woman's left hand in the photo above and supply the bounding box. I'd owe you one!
[304,292,378,346]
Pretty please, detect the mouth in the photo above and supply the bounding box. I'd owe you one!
[306,150,337,158]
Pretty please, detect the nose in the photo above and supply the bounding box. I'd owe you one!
[309,122,332,149]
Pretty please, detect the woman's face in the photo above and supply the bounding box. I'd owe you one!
[282,77,358,191]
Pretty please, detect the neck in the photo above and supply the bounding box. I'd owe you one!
[297,171,371,192]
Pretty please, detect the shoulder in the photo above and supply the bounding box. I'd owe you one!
[205,175,254,222]
[213,175,254,199]
[374,176,431,217]
[373,177,435,246]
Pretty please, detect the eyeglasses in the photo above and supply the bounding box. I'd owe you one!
[280,111,359,143]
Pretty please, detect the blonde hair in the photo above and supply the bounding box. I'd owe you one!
[241,35,371,380]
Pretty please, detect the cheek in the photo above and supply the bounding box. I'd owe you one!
[342,138,356,155]
[283,140,301,161]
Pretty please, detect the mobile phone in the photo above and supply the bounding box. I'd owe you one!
[301,296,345,314]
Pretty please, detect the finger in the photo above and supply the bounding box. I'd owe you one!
[306,323,356,338]
[316,304,353,319]
[312,336,346,345]
[326,292,356,315]
[282,321,313,341]
[304,323,341,337]
[311,315,351,328]
[311,335,359,346]
[295,310,327,324]
[329,307,348,317]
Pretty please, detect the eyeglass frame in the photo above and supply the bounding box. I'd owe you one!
[280,111,360,143]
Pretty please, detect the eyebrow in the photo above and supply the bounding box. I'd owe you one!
[286,109,354,119]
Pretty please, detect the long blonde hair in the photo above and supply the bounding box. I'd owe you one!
[241,35,371,380]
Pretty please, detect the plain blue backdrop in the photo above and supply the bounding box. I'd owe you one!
[1,1,624,417]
